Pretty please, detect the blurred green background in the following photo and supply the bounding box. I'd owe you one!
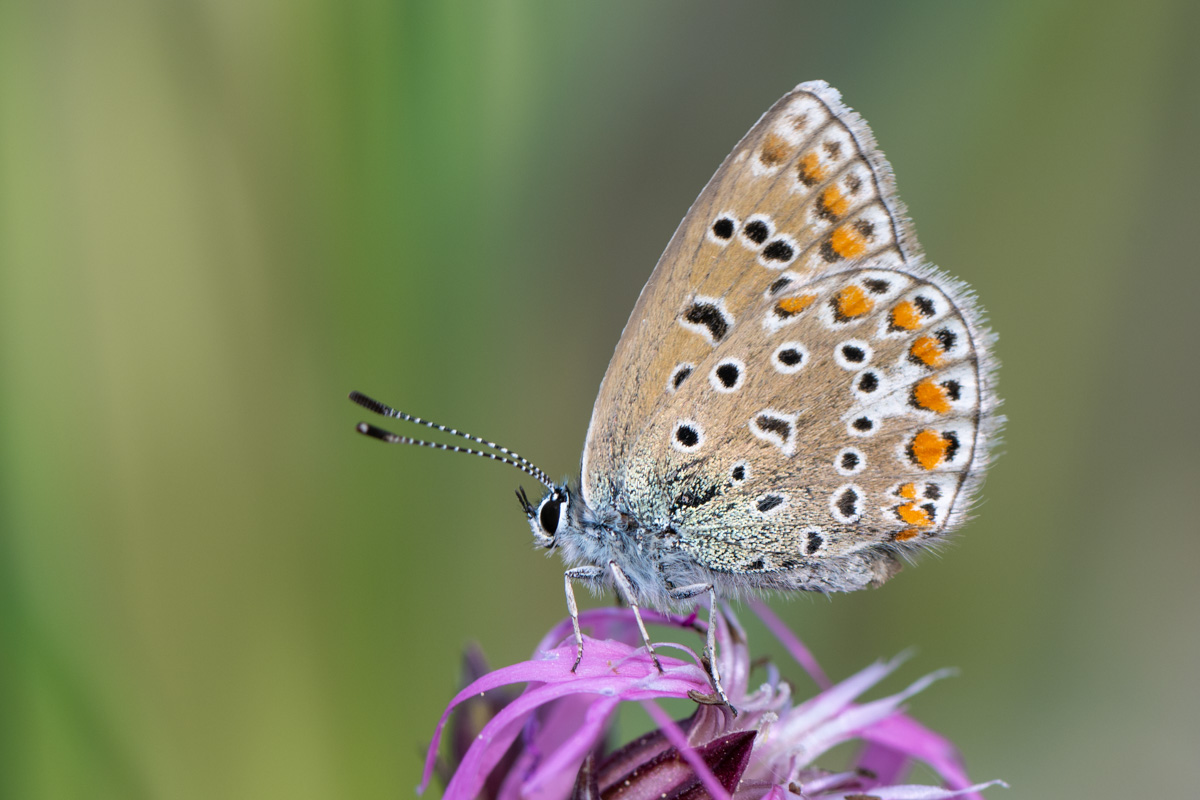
[2,1,1197,797]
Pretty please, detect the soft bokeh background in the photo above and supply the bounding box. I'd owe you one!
[2,1,1197,797]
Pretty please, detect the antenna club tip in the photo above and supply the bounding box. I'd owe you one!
[356,422,370,434]
[348,391,393,417]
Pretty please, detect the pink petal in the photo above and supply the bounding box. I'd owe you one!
[520,696,621,797]
[495,693,598,800]
[774,655,906,742]
[831,780,1007,799]
[445,673,703,799]
[857,714,975,794]
[796,670,954,760]
[855,741,911,785]
[750,600,831,690]
[427,639,711,798]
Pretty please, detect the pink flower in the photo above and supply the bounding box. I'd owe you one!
[422,604,1005,800]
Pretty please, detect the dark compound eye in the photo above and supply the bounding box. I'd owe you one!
[538,495,564,535]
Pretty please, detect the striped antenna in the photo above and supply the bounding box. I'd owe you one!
[349,391,556,490]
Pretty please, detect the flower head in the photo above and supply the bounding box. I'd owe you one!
[423,604,1004,800]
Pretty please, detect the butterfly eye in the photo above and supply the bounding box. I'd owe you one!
[538,493,567,536]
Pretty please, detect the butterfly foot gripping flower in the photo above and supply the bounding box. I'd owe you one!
[423,604,1005,800]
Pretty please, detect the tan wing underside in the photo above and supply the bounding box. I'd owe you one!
[582,81,918,508]
[625,266,990,572]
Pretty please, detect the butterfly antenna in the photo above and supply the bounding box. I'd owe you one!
[349,391,556,490]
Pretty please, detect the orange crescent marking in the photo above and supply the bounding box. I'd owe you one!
[797,151,826,186]
[913,379,952,413]
[777,294,816,315]
[836,284,874,318]
[909,336,945,367]
[890,300,922,331]
[911,429,950,470]
[829,224,868,259]
[897,501,932,526]
[759,133,791,167]
[820,186,850,218]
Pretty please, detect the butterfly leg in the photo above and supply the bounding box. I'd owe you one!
[608,561,664,673]
[564,566,606,672]
[668,583,734,714]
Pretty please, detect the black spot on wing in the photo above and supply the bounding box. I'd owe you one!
[761,239,795,262]
[683,301,730,343]
[768,276,792,295]
[755,414,792,440]
[756,494,784,512]
[715,362,740,388]
[743,219,769,244]
[836,487,858,517]
[675,424,699,447]
[777,348,803,367]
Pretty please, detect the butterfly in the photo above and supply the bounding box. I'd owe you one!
[351,80,1000,709]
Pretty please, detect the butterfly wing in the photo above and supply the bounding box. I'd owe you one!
[629,264,997,574]
[580,81,998,584]
[582,80,919,505]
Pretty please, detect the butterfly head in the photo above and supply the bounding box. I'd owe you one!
[517,484,572,548]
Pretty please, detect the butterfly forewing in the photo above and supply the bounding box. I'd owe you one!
[581,81,997,580]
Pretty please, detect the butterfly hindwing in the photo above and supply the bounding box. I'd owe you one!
[631,266,995,572]
[580,81,997,582]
